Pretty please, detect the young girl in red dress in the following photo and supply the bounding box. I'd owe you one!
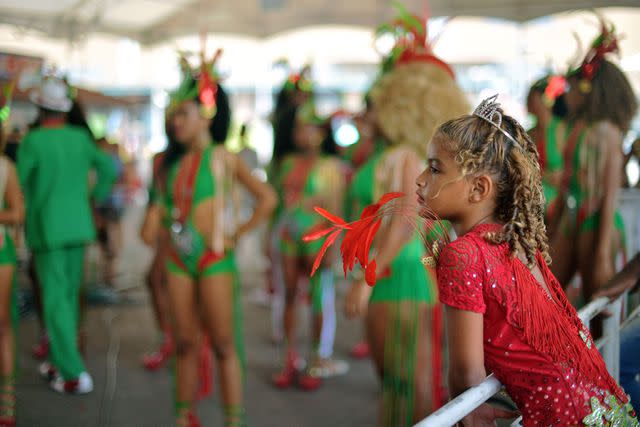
[415,95,638,426]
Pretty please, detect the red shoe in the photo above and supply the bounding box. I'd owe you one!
[177,411,201,427]
[0,416,15,427]
[31,335,49,360]
[298,373,322,391]
[187,412,201,427]
[272,365,296,389]
[142,336,173,371]
[349,341,370,359]
[272,352,298,389]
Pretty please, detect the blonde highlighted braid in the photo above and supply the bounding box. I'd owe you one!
[436,110,550,267]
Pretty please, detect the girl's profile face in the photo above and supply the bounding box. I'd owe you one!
[415,134,471,221]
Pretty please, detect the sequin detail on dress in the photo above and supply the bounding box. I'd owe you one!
[583,394,639,426]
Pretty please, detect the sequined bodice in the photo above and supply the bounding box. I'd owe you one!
[436,224,637,426]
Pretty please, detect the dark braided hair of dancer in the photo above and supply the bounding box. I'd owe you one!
[435,109,550,267]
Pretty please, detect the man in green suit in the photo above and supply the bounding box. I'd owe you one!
[17,77,116,394]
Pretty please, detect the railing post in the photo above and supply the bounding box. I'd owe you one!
[601,298,622,382]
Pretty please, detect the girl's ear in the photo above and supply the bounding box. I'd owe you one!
[468,174,494,204]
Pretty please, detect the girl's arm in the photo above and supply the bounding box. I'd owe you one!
[0,162,24,225]
[447,306,518,426]
[593,122,623,288]
[447,306,486,397]
[234,153,277,239]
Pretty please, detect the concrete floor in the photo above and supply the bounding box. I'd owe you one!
[14,204,379,427]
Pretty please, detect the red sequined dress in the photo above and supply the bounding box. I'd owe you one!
[437,224,638,426]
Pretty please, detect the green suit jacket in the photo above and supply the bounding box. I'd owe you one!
[17,124,117,251]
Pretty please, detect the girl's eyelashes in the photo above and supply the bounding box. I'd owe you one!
[428,160,441,174]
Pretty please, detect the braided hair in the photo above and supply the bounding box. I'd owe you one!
[436,110,550,267]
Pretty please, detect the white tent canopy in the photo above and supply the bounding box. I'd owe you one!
[1,0,639,44]
[0,5,639,91]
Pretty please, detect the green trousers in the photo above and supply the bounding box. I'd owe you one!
[35,246,86,380]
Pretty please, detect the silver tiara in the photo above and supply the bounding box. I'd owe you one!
[473,94,521,149]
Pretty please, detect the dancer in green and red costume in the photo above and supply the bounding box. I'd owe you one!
[343,97,386,360]
[526,74,567,223]
[550,18,637,314]
[142,116,215,400]
[162,47,276,427]
[271,100,347,391]
[267,66,313,345]
[0,81,25,427]
[341,4,469,424]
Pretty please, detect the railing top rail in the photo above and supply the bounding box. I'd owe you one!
[414,376,502,427]
[578,297,609,324]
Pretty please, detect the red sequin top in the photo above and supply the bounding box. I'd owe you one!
[437,224,636,427]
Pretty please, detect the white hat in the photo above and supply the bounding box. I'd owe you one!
[29,77,72,112]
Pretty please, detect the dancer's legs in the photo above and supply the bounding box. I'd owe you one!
[0,264,16,422]
[367,302,433,426]
[166,271,200,424]
[147,248,172,336]
[0,265,15,379]
[200,272,245,426]
[282,254,301,353]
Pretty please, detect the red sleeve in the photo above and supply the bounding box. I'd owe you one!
[436,237,486,313]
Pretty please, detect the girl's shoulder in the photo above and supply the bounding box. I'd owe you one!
[437,224,505,274]
[438,230,484,269]
[436,224,507,314]
[436,232,487,313]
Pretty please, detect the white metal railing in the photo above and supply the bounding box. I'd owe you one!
[415,294,637,427]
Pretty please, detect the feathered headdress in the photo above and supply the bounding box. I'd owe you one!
[283,64,313,94]
[303,192,450,286]
[169,36,222,119]
[375,1,454,78]
[296,99,324,126]
[568,13,620,93]
[530,74,567,108]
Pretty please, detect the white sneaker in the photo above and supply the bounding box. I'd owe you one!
[38,361,57,381]
[50,372,93,394]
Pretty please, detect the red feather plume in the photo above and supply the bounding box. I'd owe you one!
[302,192,405,286]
